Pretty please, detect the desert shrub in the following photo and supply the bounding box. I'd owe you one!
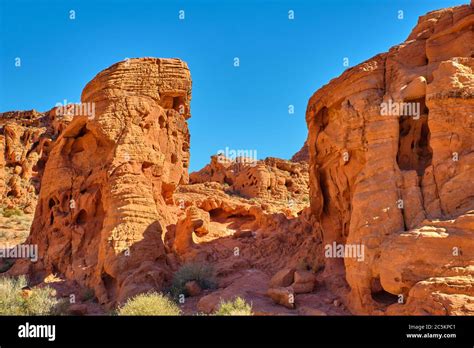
[0,259,15,273]
[118,292,181,316]
[2,207,23,218]
[80,288,95,302]
[51,298,71,316]
[0,276,58,315]
[214,297,252,316]
[170,262,217,299]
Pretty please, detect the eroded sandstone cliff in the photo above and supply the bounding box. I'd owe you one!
[305,3,473,314]
[10,58,193,304]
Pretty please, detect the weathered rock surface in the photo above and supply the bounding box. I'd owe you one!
[269,268,295,288]
[10,58,193,305]
[305,4,474,314]
[172,182,320,274]
[291,141,309,162]
[173,206,210,255]
[267,286,295,309]
[0,110,70,213]
[190,155,309,202]
[291,270,316,294]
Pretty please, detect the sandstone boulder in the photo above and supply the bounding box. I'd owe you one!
[173,206,210,255]
[269,268,295,288]
[291,270,316,294]
[267,287,295,309]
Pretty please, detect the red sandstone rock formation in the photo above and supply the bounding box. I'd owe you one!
[190,155,309,201]
[305,3,473,314]
[10,58,193,305]
[1,3,471,317]
[291,141,309,162]
[0,110,69,213]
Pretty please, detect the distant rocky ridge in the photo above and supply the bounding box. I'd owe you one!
[190,154,309,201]
[291,141,309,162]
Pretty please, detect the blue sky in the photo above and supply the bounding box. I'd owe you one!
[0,0,466,171]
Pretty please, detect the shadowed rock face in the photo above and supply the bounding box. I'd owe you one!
[305,4,474,314]
[10,58,193,305]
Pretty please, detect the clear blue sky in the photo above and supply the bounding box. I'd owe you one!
[0,0,466,172]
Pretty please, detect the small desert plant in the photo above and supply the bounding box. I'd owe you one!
[0,276,58,315]
[117,292,181,316]
[0,259,15,273]
[214,297,252,316]
[2,207,23,218]
[51,298,71,316]
[170,262,217,299]
[80,288,95,302]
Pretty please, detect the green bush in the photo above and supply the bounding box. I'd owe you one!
[81,288,95,302]
[0,276,58,315]
[170,262,217,299]
[51,298,71,316]
[118,292,181,316]
[214,297,252,316]
[0,259,15,273]
[2,207,23,218]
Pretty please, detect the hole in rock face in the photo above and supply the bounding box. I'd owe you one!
[371,278,399,305]
[48,198,57,209]
[316,106,329,132]
[142,162,153,170]
[158,115,166,129]
[182,142,189,152]
[75,209,87,225]
[223,176,233,186]
[34,158,46,172]
[209,208,226,219]
[319,170,331,214]
[396,98,432,176]
[173,96,185,114]
[101,273,117,303]
[171,153,178,164]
